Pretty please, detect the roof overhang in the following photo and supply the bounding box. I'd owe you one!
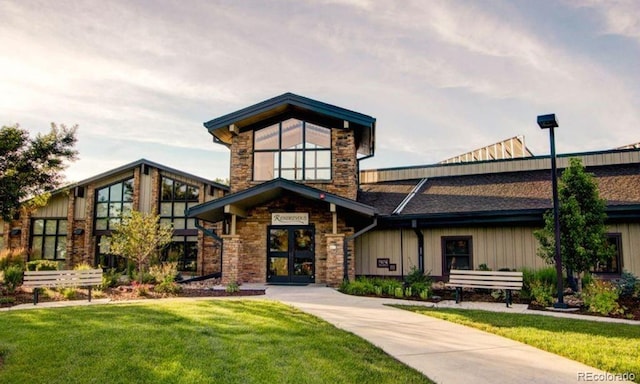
[187,178,376,223]
[204,93,375,157]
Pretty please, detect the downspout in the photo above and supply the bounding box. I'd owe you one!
[195,219,224,277]
[412,219,424,274]
[343,218,377,282]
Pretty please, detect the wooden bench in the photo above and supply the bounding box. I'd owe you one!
[22,269,103,305]
[445,270,523,307]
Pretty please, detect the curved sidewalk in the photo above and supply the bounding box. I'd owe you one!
[263,285,633,384]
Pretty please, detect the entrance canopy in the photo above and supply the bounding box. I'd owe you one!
[187,177,376,223]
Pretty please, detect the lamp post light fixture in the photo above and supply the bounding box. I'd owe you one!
[537,113,567,309]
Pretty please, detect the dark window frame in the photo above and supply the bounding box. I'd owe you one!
[159,176,200,272]
[591,233,623,275]
[253,118,332,182]
[93,177,134,236]
[441,236,473,275]
[30,218,68,261]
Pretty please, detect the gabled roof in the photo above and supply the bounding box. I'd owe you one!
[203,93,376,157]
[188,177,375,223]
[61,159,229,193]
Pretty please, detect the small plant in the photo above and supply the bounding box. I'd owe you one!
[394,286,404,298]
[374,285,383,296]
[226,282,240,293]
[490,289,505,301]
[405,267,432,298]
[60,287,78,300]
[583,279,622,316]
[419,289,429,300]
[154,281,182,295]
[615,270,638,297]
[529,280,554,307]
[132,282,150,297]
[101,268,122,289]
[26,260,59,271]
[149,262,179,285]
[478,263,491,271]
[0,248,26,270]
[404,286,412,298]
[3,265,24,293]
[73,263,93,271]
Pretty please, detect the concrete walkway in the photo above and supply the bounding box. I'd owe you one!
[3,285,636,383]
[261,285,635,384]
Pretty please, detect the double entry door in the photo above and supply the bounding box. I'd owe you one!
[267,226,315,284]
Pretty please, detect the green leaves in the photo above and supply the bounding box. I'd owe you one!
[0,123,78,221]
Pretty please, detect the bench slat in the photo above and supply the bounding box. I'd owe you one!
[448,270,523,277]
[23,269,103,288]
[447,275,523,283]
[445,283,522,290]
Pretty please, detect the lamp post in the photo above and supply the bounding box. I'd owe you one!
[537,113,567,308]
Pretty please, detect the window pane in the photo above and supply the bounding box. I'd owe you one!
[45,220,57,235]
[95,219,108,230]
[281,119,303,149]
[173,202,186,217]
[109,218,121,229]
[269,229,288,252]
[316,169,331,180]
[44,237,56,259]
[97,187,109,202]
[186,236,198,242]
[109,203,122,218]
[110,183,123,201]
[33,219,44,235]
[160,202,173,217]
[269,257,288,276]
[186,219,196,230]
[186,185,199,201]
[173,218,186,230]
[161,178,174,201]
[56,236,67,259]
[121,202,133,216]
[58,221,68,235]
[160,218,172,228]
[175,182,187,200]
[255,123,280,150]
[32,237,43,258]
[123,179,134,201]
[306,123,330,149]
[254,152,278,181]
[316,150,330,168]
[96,203,108,218]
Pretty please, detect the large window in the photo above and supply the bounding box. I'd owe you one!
[442,236,472,274]
[31,218,67,260]
[254,118,331,181]
[591,233,622,275]
[95,178,134,232]
[159,177,199,272]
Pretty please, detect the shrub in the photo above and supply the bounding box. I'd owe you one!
[149,262,179,285]
[340,277,376,296]
[522,266,557,299]
[405,267,432,298]
[3,265,24,293]
[154,281,182,295]
[26,260,59,271]
[615,270,638,297]
[583,279,622,316]
[394,286,404,298]
[101,268,122,289]
[73,263,93,271]
[60,287,78,300]
[478,263,491,271]
[380,279,403,296]
[529,280,554,307]
[225,282,239,293]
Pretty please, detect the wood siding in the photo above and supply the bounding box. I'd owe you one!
[33,194,69,218]
[139,171,153,213]
[608,223,640,275]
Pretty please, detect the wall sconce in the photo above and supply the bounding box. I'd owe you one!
[10,228,21,236]
[72,228,85,236]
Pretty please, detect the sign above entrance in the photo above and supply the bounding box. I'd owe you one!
[272,213,309,225]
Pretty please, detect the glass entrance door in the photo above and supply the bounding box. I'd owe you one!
[267,226,315,284]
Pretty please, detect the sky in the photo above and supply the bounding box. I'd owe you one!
[1,0,639,183]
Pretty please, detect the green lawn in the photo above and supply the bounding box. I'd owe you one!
[393,305,640,382]
[0,299,433,384]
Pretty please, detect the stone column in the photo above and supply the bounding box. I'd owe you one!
[221,235,241,285]
[325,234,345,287]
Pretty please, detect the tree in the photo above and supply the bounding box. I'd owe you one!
[109,211,173,284]
[534,158,612,292]
[0,123,78,221]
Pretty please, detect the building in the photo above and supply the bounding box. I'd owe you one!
[1,159,228,276]
[3,93,639,285]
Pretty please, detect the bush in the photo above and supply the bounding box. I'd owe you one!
[73,263,93,271]
[60,287,78,300]
[478,263,491,271]
[225,282,239,293]
[522,266,557,299]
[405,267,432,298]
[149,262,179,284]
[615,270,638,297]
[3,265,24,293]
[529,280,554,307]
[26,260,59,271]
[154,281,182,295]
[101,268,122,289]
[583,279,622,316]
[340,277,376,296]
